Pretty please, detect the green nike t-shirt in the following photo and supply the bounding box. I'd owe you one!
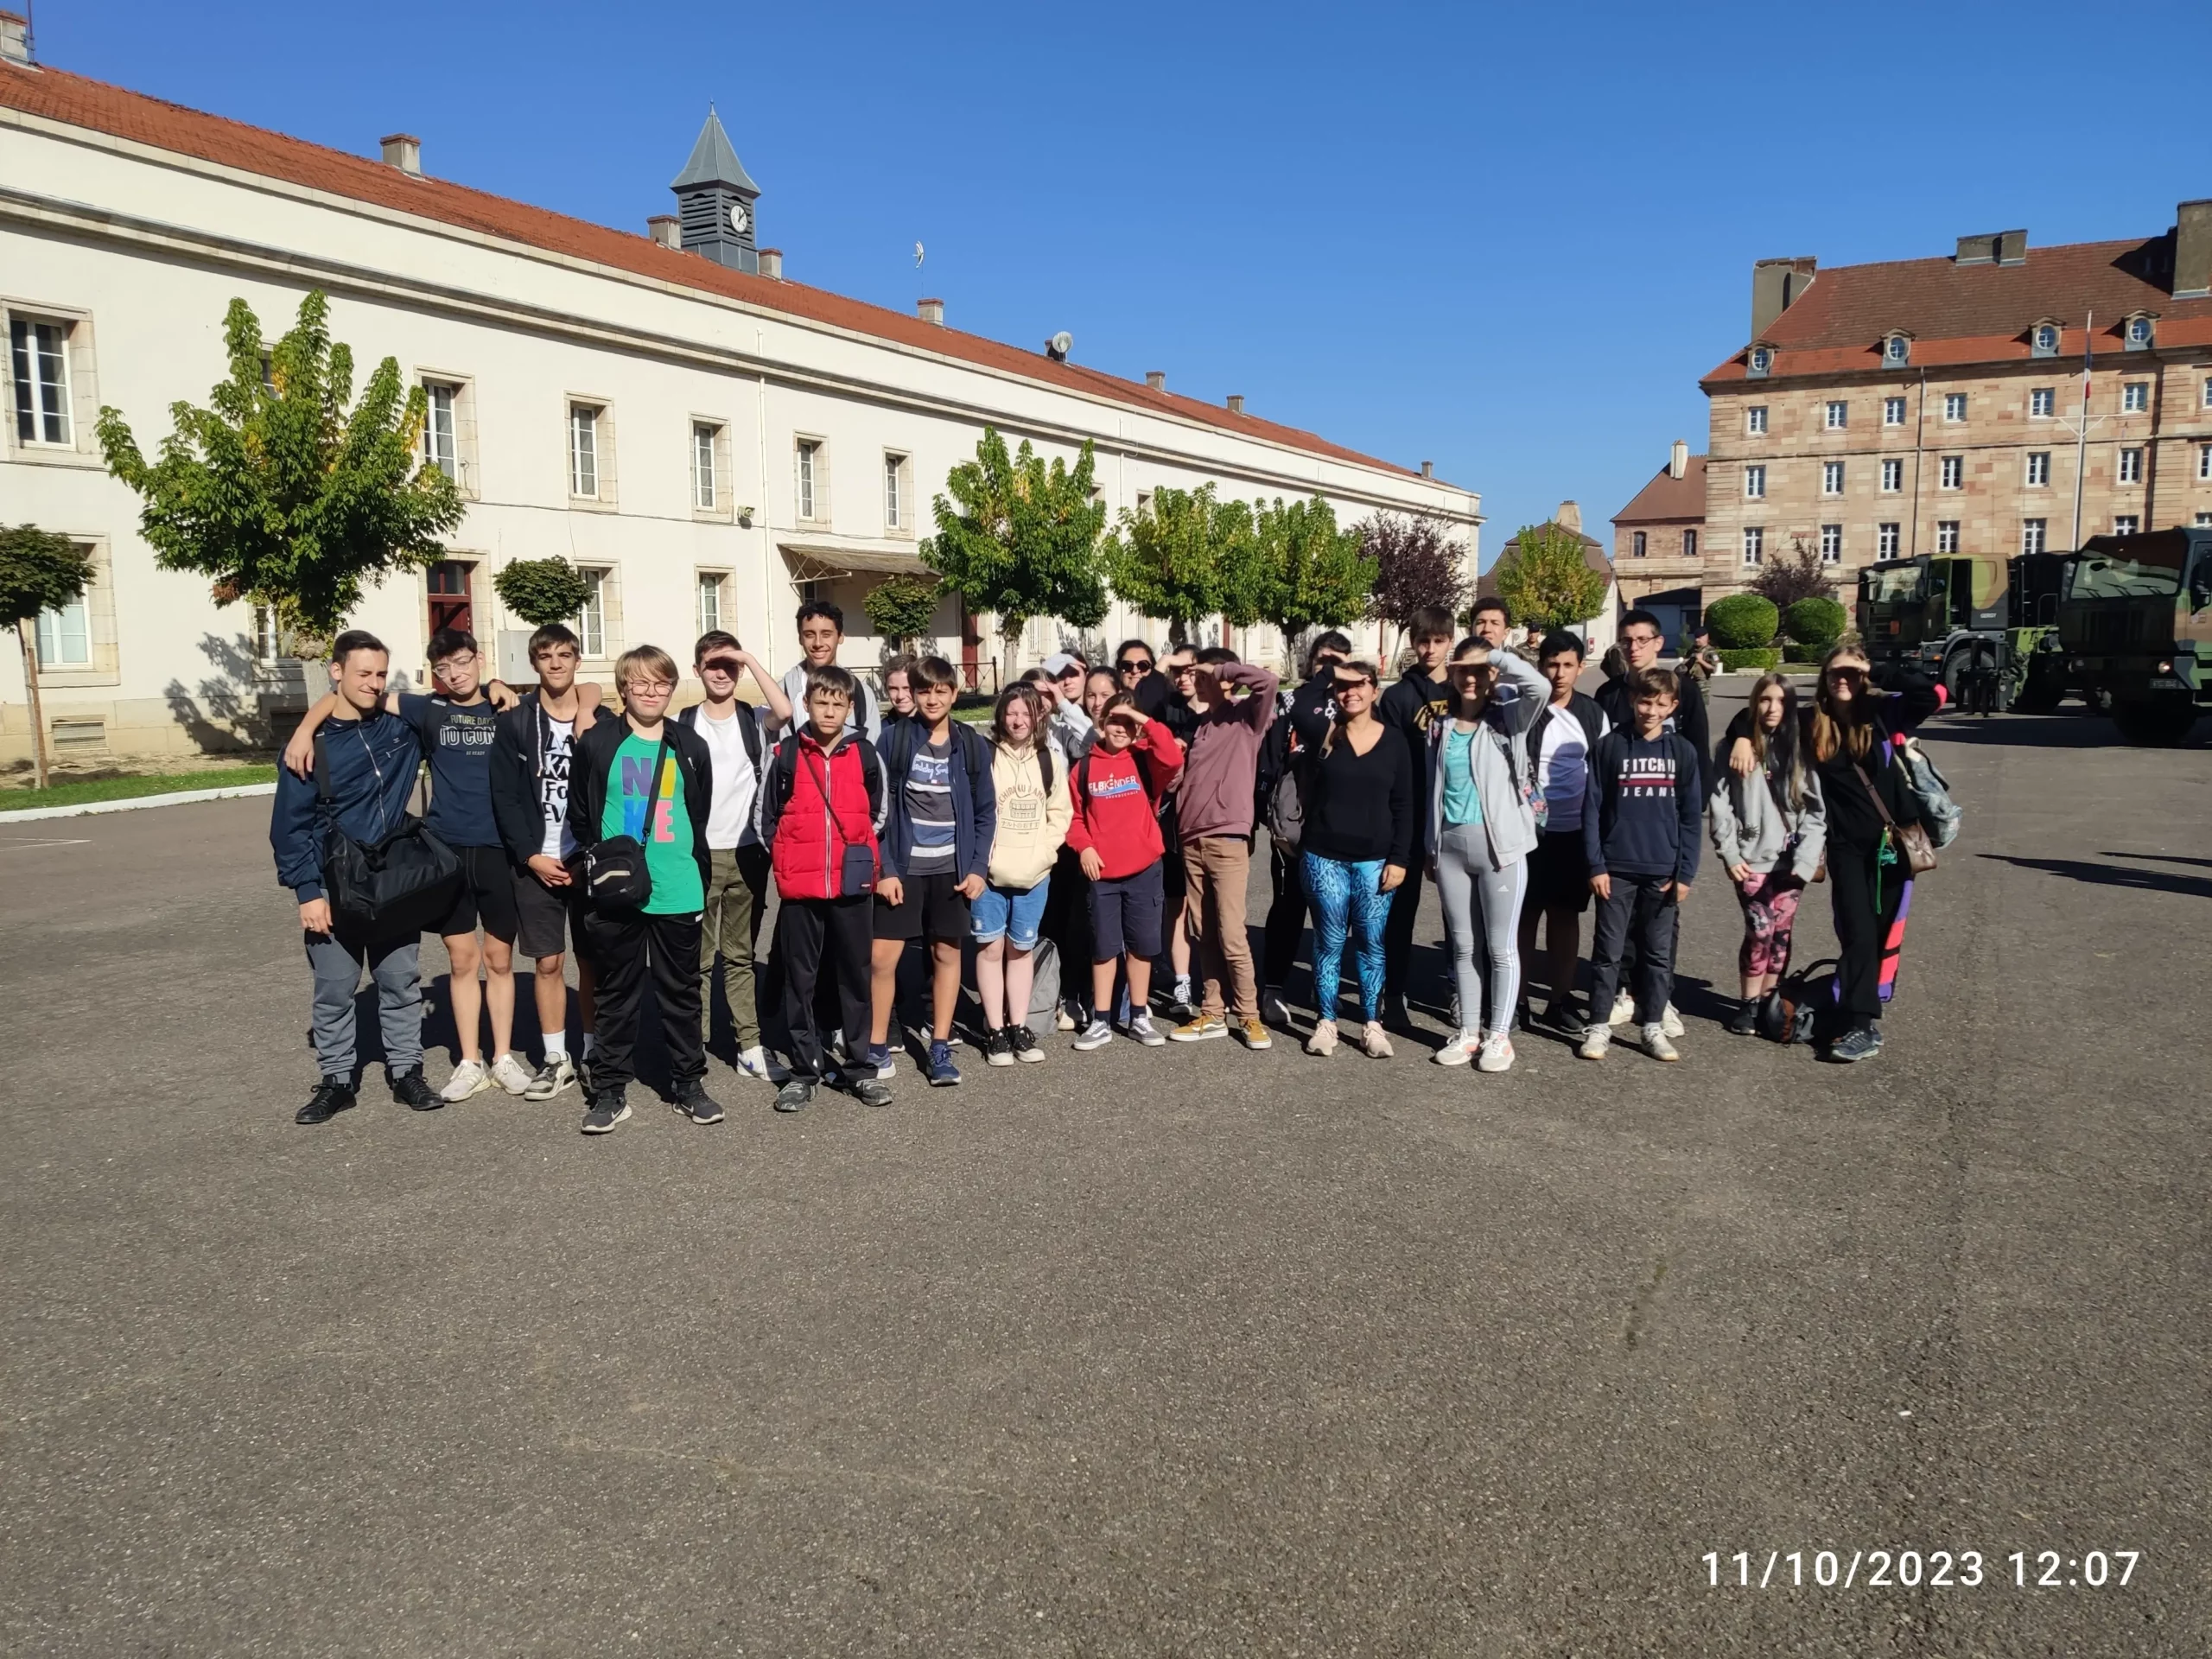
[601,732,704,915]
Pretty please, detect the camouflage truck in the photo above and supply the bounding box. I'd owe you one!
[1854,553,2073,711]
[2058,526,2212,746]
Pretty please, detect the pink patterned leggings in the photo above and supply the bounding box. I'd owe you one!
[1734,868,1802,979]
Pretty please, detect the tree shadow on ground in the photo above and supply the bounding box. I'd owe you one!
[1915,714,2197,751]
[2101,851,2212,870]
[1978,854,2212,900]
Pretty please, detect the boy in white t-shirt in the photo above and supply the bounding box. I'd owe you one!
[1516,630,1611,1029]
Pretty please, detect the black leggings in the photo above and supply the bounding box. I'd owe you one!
[1828,839,1912,1021]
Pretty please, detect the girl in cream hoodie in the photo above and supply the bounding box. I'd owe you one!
[976,684,1074,1064]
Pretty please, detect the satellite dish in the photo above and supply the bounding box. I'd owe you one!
[1046,331,1074,362]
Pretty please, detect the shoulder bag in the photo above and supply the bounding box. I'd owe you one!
[582,730,671,911]
[1851,757,1937,875]
[316,728,462,938]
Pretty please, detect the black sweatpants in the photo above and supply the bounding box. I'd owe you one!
[1382,855,1425,1001]
[1262,839,1307,992]
[1828,838,1910,1022]
[778,895,873,1080]
[1040,845,1092,1007]
[581,909,704,1097]
[1588,874,1677,1028]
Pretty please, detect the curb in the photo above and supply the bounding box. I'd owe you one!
[0,781,278,823]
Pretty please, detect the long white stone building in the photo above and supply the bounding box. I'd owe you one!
[0,22,1478,764]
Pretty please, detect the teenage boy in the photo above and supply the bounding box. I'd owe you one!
[1579,668,1701,1063]
[677,630,792,1085]
[1468,597,1512,651]
[759,666,889,1111]
[1376,605,1459,1027]
[872,655,996,1087]
[566,646,720,1133]
[285,627,532,1101]
[488,623,602,1099]
[1516,631,1610,1029]
[270,631,441,1122]
[774,601,878,741]
[1258,630,1351,1025]
[1167,646,1278,1048]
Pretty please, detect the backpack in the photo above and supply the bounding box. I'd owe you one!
[1076,747,1167,819]
[1893,736,1962,850]
[1264,754,1306,851]
[1761,957,1841,1046]
[677,700,765,772]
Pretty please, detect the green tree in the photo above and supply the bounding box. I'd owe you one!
[1748,537,1835,611]
[0,524,94,789]
[1490,522,1610,633]
[861,572,944,653]
[1252,494,1374,670]
[1359,512,1471,664]
[1706,593,1780,648]
[1100,483,1257,646]
[921,429,1107,672]
[493,557,591,628]
[96,289,465,638]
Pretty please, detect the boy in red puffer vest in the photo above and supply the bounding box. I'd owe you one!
[758,666,887,1110]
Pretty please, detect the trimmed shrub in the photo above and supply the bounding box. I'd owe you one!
[1719,647,1783,672]
[1706,593,1779,649]
[1783,640,1824,664]
[1783,595,1847,647]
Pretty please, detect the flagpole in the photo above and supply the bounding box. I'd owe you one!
[2069,309,2093,551]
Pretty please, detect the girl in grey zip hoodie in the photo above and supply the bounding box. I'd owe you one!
[1707,672,1827,1023]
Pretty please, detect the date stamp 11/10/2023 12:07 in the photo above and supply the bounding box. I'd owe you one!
[1703,1549,2143,1591]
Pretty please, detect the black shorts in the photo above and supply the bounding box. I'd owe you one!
[1090,861,1165,961]
[874,868,970,942]
[1527,829,1592,914]
[513,861,582,959]
[437,843,520,942]
[1159,803,1187,899]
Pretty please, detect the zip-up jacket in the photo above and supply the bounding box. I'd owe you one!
[1709,757,1827,881]
[875,717,996,884]
[758,729,887,900]
[1581,728,1704,886]
[1176,662,1278,841]
[270,708,423,906]
[490,693,578,871]
[1421,651,1550,869]
[565,715,714,893]
[1065,720,1186,880]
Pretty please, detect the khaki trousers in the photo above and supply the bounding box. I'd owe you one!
[702,844,772,1050]
[1181,836,1257,1021]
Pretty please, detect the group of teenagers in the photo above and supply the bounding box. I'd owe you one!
[271,593,1943,1132]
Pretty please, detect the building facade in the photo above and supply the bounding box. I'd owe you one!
[0,31,1478,765]
[1478,501,1618,656]
[1608,439,1706,649]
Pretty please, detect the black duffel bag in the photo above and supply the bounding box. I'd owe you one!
[317,732,462,938]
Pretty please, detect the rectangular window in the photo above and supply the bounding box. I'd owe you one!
[1883,396,1906,426]
[1631,531,1647,557]
[1820,523,1843,563]
[696,572,725,636]
[2197,512,2212,526]
[35,588,90,666]
[2021,518,2047,555]
[796,438,821,521]
[2025,451,2050,486]
[2113,514,2139,536]
[1940,454,1963,490]
[2118,447,2143,485]
[575,567,607,658]
[1880,457,1904,493]
[1878,522,1901,560]
[2203,379,2212,409]
[691,422,719,511]
[423,382,458,480]
[2030,386,2055,418]
[1825,399,1848,429]
[2200,442,2212,480]
[1936,520,1960,553]
[1744,464,1765,499]
[1943,392,1967,422]
[1681,528,1698,559]
[1745,405,1768,435]
[1822,460,1845,495]
[568,404,599,498]
[884,452,907,531]
[2122,382,2148,413]
[253,603,283,664]
[10,318,72,445]
[1741,526,1764,566]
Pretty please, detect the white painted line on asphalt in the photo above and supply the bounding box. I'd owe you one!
[0,782,278,823]
[0,836,92,849]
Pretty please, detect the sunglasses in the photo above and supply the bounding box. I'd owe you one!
[1117,659,1154,674]
[1827,666,1868,680]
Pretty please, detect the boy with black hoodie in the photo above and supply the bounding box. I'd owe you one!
[1579,667,1702,1063]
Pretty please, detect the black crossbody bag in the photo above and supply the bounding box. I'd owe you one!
[316,727,462,938]
[582,731,672,911]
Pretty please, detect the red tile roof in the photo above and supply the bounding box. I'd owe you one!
[1701,235,2212,385]
[0,63,1423,480]
[1611,457,1706,524]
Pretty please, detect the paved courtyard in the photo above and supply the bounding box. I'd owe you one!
[3,695,2208,1656]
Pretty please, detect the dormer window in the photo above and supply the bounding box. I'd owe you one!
[2031,321,2062,359]
[2123,312,2156,350]
[1747,345,1773,378]
[1883,333,1912,366]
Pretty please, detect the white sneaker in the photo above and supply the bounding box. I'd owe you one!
[489,1052,534,1096]
[1127,1011,1166,1047]
[441,1058,493,1102]
[1433,1028,1482,1066]
[1055,1002,1079,1032]
[1072,1017,1114,1052]
[1662,1003,1685,1039]
[523,1054,575,1100]
[1609,991,1635,1027]
[1305,1020,1338,1057]
[1477,1034,1516,1073]
[1173,975,1194,1014]
[1360,1020,1394,1059]
[1579,1024,1611,1061]
[735,1046,790,1084]
[1641,1022,1681,1062]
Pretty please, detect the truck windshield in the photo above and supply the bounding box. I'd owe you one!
[2069,538,2185,601]
[1862,566,1924,603]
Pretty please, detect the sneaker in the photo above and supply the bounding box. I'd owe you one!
[735,1046,791,1084]
[390,1068,442,1112]
[1170,1014,1227,1043]
[1305,1020,1338,1057]
[1641,1022,1681,1062]
[1009,1023,1045,1063]
[773,1077,816,1113]
[1477,1034,1516,1073]
[1126,1011,1166,1047]
[983,1027,1015,1067]
[1724,1001,1760,1038]
[674,1083,725,1124]
[1578,1024,1611,1061]
[1262,990,1294,1029]
[1662,1003,1685,1040]
[440,1058,493,1103]
[581,1092,631,1134]
[1827,1025,1880,1064]
[865,1041,895,1081]
[1381,992,1412,1031]
[524,1055,576,1100]
[1055,1002,1079,1033]
[296,1077,355,1125]
[489,1052,535,1096]
[1173,975,1195,1015]
[1608,991,1635,1027]
[1433,1028,1482,1067]
[1542,998,1582,1032]
[1239,1017,1273,1051]
[1866,1022,1885,1052]
[1360,1020,1395,1058]
[926,1039,962,1087]
[852,1077,893,1108]
[1072,1017,1115,1052]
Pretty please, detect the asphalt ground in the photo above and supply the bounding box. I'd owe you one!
[3,688,2208,1656]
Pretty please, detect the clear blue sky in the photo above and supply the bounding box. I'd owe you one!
[37,0,2212,562]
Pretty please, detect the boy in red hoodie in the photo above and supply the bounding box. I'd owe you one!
[1065,694,1185,1051]
[758,667,887,1110]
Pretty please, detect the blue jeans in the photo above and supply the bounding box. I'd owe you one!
[970,876,1051,950]
[1301,853,1395,1024]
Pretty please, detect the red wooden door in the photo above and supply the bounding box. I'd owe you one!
[428,560,474,636]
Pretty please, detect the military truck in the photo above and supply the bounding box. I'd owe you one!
[2057,526,2212,746]
[1855,552,2073,711]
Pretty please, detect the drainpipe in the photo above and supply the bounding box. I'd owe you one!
[1909,369,1926,560]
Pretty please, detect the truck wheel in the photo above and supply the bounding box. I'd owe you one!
[2112,700,2199,747]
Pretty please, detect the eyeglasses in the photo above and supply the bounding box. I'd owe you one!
[1117,658,1154,674]
[434,653,477,671]
[627,680,675,696]
[1622,632,1661,648]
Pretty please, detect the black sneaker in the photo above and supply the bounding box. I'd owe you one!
[1381,992,1412,1032]
[390,1068,442,1112]
[1008,1023,1043,1063]
[581,1091,631,1133]
[1725,1000,1761,1037]
[296,1077,355,1125]
[852,1077,893,1109]
[674,1083,724,1125]
[983,1027,1014,1066]
[773,1077,816,1114]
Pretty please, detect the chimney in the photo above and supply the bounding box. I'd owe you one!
[2176,200,2212,300]
[1226,394,1245,415]
[1144,371,1166,391]
[646,215,680,250]
[1558,501,1582,534]
[1955,229,2028,266]
[916,297,944,326]
[1751,256,1816,340]
[1669,438,1688,480]
[379,133,423,175]
[0,10,31,67]
[1421,461,1435,480]
[758,247,783,281]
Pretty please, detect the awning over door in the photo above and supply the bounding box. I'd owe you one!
[778,540,931,582]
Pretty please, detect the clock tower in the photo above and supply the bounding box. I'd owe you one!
[671,107,760,273]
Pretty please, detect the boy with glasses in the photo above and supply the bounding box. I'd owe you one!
[1376,606,1460,1027]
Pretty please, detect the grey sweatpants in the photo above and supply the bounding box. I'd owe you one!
[306,930,423,1080]
[1433,823,1528,1037]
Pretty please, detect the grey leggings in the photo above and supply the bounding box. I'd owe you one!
[1433,823,1528,1036]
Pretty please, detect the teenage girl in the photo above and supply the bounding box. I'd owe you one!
[974,684,1071,1064]
[1708,672,1825,1033]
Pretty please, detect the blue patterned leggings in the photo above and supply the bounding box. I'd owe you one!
[1302,853,1396,1024]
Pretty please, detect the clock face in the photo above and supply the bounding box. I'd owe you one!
[728,201,749,235]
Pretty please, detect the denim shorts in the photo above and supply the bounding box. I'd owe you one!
[970,876,1051,950]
